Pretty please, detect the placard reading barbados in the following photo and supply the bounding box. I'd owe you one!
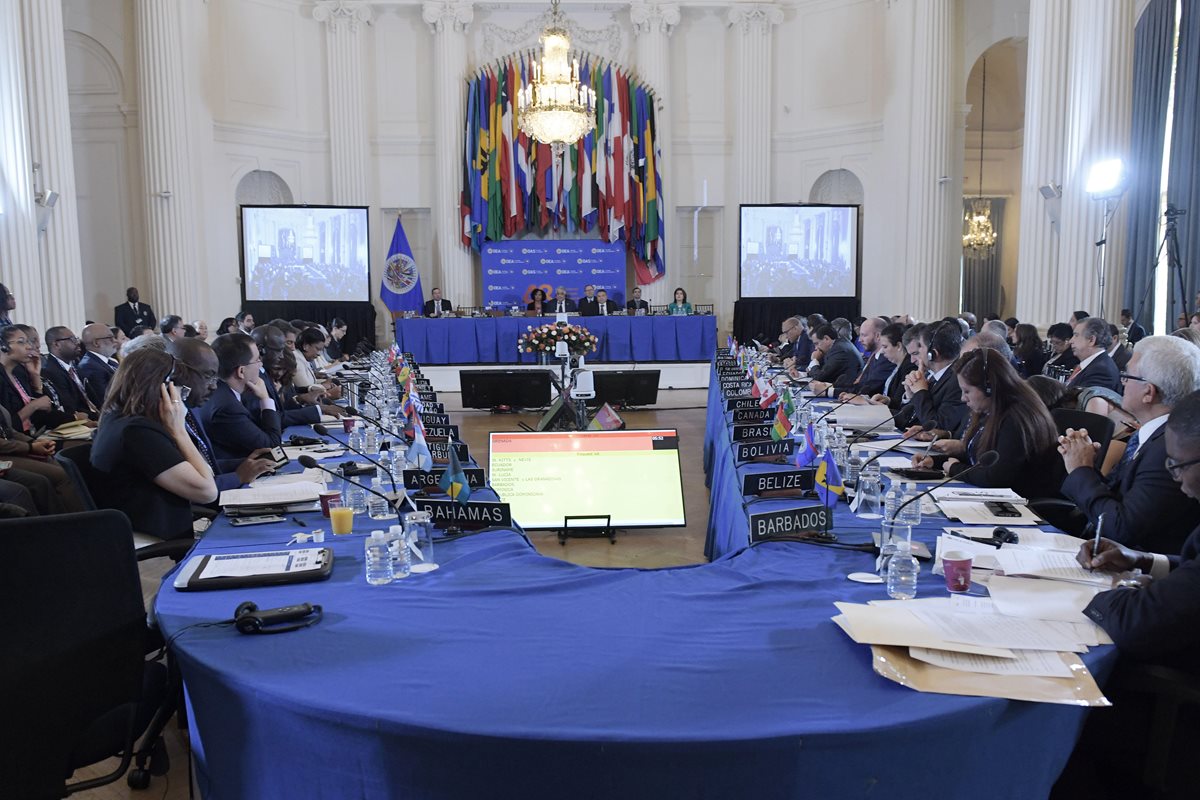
[488,429,686,529]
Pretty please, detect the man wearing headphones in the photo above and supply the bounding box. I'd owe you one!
[896,320,968,437]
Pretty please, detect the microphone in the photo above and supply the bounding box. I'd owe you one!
[889,450,1000,523]
[813,393,860,424]
[859,423,934,471]
[297,454,417,514]
[313,423,400,497]
[846,412,899,444]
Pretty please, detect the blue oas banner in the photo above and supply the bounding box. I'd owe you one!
[481,240,626,309]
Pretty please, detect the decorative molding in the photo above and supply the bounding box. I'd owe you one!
[771,121,883,151]
[213,121,331,153]
[727,3,783,35]
[313,0,375,30]
[422,0,473,34]
[372,136,437,156]
[480,10,621,60]
[630,1,680,36]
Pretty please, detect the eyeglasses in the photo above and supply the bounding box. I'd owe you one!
[1165,455,1200,480]
[1119,373,1148,384]
[52,336,78,344]
[172,359,218,383]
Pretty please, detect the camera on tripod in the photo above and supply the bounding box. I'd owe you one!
[1165,204,1188,220]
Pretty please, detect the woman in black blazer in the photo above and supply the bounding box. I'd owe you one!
[0,325,77,432]
[526,288,548,314]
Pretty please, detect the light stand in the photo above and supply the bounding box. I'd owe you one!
[1132,205,1189,333]
[1085,158,1128,320]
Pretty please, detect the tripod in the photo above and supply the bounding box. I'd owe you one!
[1133,205,1188,333]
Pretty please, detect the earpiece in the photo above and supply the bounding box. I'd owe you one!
[233,600,323,635]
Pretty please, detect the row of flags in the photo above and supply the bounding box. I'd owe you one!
[460,53,666,285]
[758,382,844,508]
[390,345,472,506]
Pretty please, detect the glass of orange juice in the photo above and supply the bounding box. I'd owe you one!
[329,500,354,535]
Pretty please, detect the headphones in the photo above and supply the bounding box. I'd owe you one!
[233,601,323,635]
[0,338,8,354]
[981,347,992,397]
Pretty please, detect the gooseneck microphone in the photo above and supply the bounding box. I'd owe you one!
[847,412,901,444]
[313,423,399,497]
[297,454,417,513]
[889,449,1000,523]
[859,423,935,471]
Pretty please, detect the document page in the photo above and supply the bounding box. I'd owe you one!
[197,548,324,579]
[909,647,1075,678]
[993,549,1115,587]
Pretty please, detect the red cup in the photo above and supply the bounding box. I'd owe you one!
[942,551,973,593]
[342,418,356,434]
[319,490,342,518]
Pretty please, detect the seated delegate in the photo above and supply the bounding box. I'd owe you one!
[90,348,218,540]
[0,324,77,432]
[526,288,548,314]
[626,287,649,314]
[197,333,282,461]
[801,324,864,390]
[845,322,914,410]
[896,321,969,437]
[668,287,692,316]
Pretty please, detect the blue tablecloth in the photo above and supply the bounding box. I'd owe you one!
[156,416,1113,799]
[394,314,717,364]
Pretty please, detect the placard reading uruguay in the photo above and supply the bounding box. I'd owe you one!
[420,413,451,426]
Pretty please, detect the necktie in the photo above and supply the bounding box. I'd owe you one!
[1116,430,1142,474]
[185,411,217,471]
[601,304,607,316]
[69,365,97,413]
[1068,365,1082,382]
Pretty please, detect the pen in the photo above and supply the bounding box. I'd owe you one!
[921,433,939,458]
[1092,512,1105,558]
[292,516,307,528]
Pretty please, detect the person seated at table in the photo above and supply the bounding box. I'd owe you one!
[248,325,328,427]
[1041,322,1079,377]
[845,322,915,410]
[1056,336,1200,554]
[197,333,282,461]
[1011,323,1048,378]
[594,289,619,316]
[812,316,892,397]
[1067,317,1123,394]
[800,324,863,387]
[577,285,599,316]
[325,318,349,361]
[423,287,453,317]
[526,288,548,314]
[912,347,1062,499]
[551,286,576,314]
[896,320,969,437]
[0,324,77,432]
[218,317,239,336]
[626,287,649,314]
[668,287,692,316]
[768,316,804,365]
[90,347,218,540]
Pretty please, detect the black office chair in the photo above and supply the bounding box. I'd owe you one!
[0,510,174,797]
[1111,662,1200,792]
[1051,408,1116,455]
[1027,409,1119,535]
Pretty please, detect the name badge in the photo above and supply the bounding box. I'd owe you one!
[428,439,469,464]
[420,413,451,426]
[423,424,460,441]
[403,468,486,490]
[726,397,761,411]
[732,408,773,424]
[412,498,513,530]
[732,424,772,442]
[735,439,793,462]
[742,469,815,497]
[748,505,832,543]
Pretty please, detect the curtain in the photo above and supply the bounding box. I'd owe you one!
[1122,0,1178,327]
[1168,0,1200,314]
[961,197,1005,317]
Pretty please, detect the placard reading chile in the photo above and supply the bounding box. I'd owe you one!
[489,429,685,529]
[481,240,627,309]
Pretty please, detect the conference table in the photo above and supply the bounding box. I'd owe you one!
[156,397,1114,799]
[393,314,717,364]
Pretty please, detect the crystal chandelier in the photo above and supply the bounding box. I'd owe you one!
[517,0,596,153]
[963,57,997,254]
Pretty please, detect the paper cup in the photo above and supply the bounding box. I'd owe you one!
[342,417,356,433]
[942,550,973,593]
[319,490,342,518]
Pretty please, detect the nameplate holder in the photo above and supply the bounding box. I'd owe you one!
[731,424,773,443]
[420,413,450,426]
[742,469,815,497]
[721,380,754,396]
[726,397,761,412]
[735,438,793,463]
[423,424,460,441]
[418,391,438,403]
[732,408,774,424]
[412,498,512,530]
[403,468,486,491]
[422,402,445,414]
[428,438,469,464]
[748,505,833,544]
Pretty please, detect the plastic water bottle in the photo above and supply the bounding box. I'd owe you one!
[886,540,920,599]
[883,480,903,521]
[899,481,923,526]
[846,450,864,486]
[814,417,830,453]
[387,523,410,578]
[365,426,379,456]
[368,478,392,520]
[346,483,368,515]
[365,531,394,585]
[376,449,393,485]
[348,422,364,453]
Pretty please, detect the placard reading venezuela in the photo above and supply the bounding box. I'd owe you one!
[481,240,627,310]
[488,429,685,529]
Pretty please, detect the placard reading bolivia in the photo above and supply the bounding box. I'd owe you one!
[481,240,627,310]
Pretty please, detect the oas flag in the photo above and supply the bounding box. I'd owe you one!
[381,214,425,314]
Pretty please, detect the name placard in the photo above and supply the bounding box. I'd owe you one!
[422,402,445,414]
[726,397,761,412]
[428,439,470,464]
[735,439,793,462]
[412,498,513,529]
[732,408,773,424]
[420,413,451,426]
[716,368,744,378]
[402,352,416,362]
[732,423,772,442]
[423,424,460,441]
[748,505,832,543]
[418,391,438,403]
[403,468,487,491]
[721,380,753,395]
[415,379,432,390]
[741,469,815,497]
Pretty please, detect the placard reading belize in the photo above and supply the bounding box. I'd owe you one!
[488,429,686,529]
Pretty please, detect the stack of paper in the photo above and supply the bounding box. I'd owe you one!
[931,486,1025,504]
[251,468,325,489]
[991,549,1114,588]
[937,500,1043,526]
[220,481,324,509]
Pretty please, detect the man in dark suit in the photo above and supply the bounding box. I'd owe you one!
[1059,336,1200,555]
[805,324,864,387]
[813,317,892,397]
[41,326,97,419]
[593,289,620,316]
[423,287,453,317]
[1121,308,1146,345]
[1067,317,1123,394]
[197,333,282,461]
[113,287,154,337]
[77,322,120,408]
[897,320,969,435]
[248,325,323,428]
[551,286,576,314]
[577,285,599,317]
[625,286,649,314]
[1106,324,1133,371]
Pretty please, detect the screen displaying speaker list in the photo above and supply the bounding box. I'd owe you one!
[489,430,686,529]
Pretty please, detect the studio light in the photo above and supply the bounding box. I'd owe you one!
[1085,158,1127,199]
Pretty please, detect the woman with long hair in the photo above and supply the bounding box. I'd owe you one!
[1012,323,1048,378]
[0,324,78,431]
[90,348,217,539]
[526,288,548,314]
[914,348,1063,497]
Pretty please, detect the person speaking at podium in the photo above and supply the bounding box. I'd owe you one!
[594,289,619,316]
[424,287,453,317]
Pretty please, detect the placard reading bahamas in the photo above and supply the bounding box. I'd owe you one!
[412,498,512,529]
[748,505,831,543]
[403,468,486,491]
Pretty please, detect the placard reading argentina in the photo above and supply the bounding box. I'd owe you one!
[735,439,793,461]
[748,505,831,543]
[742,469,816,496]
[732,408,773,423]
[404,468,486,490]
[726,397,761,411]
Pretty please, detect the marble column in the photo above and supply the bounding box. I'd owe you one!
[1057,0,1134,322]
[900,0,957,321]
[423,1,474,309]
[727,4,782,206]
[630,1,679,304]
[19,0,86,329]
[1015,0,1072,327]
[0,1,44,331]
[134,0,200,319]
[314,1,373,205]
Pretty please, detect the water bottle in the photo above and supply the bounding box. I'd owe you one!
[834,426,848,452]
[365,531,394,585]
[856,473,882,518]
[390,444,407,483]
[376,449,393,485]
[899,481,923,526]
[883,480,903,521]
[368,478,392,520]
[364,425,379,456]
[886,540,920,600]
[346,483,368,515]
[814,418,829,453]
[387,523,410,578]
[846,449,864,485]
[348,422,364,453]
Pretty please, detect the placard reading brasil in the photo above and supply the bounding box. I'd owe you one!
[481,240,627,309]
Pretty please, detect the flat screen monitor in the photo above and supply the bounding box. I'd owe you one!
[739,204,860,299]
[585,370,660,408]
[240,205,370,303]
[459,370,552,409]
[488,429,686,529]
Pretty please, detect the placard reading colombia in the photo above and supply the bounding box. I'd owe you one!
[488,429,685,529]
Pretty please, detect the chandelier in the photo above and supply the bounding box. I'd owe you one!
[516,0,596,153]
[963,56,997,254]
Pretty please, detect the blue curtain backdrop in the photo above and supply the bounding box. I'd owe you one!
[1122,0,1177,326]
[962,197,1005,317]
[1168,0,1200,312]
